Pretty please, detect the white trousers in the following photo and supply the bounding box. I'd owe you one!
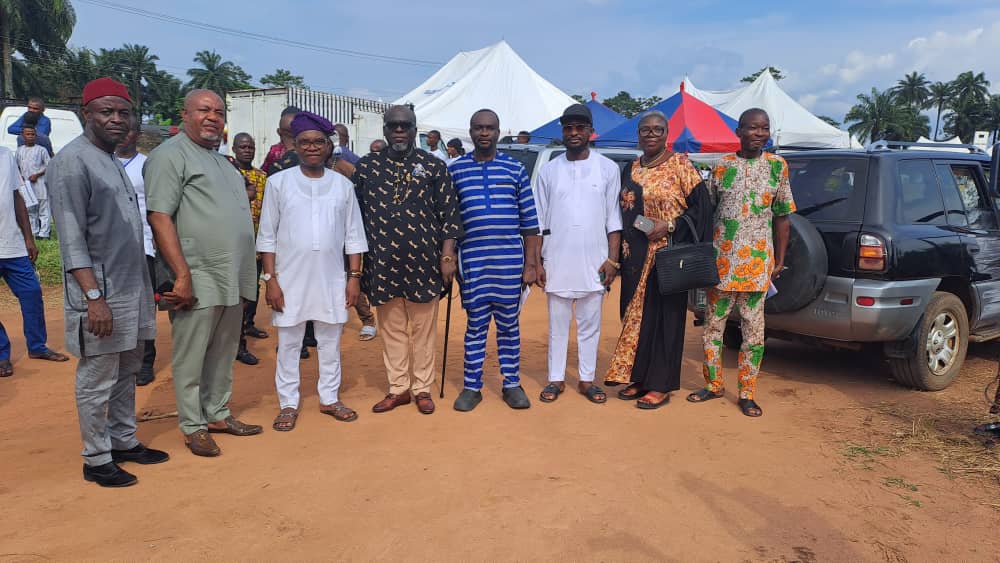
[29,198,50,238]
[276,320,344,409]
[546,292,603,383]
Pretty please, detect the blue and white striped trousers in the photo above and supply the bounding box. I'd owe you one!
[463,300,521,391]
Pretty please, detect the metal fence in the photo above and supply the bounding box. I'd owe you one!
[286,88,391,126]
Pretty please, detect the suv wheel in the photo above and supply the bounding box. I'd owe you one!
[888,291,968,391]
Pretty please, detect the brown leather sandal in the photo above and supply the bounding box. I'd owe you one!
[272,408,299,431]
[320,402,358,422]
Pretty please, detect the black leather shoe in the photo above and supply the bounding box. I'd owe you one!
[453,389,483,412]
[136,367,155,386]
[112,444,170,465]
[236,348,259,365]
[83,462,137,487]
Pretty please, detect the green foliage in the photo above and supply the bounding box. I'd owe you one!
[816,115,841,128]
[33,237,64,286]
[571,94,585,104]
[927,81,952,140]
[186,50,254,99]
[0,0,77,96]
[601,91,662,118]
[845,87,929,143]
[260,68,307,89]
[890,71,931,110]
[741,66,785,83]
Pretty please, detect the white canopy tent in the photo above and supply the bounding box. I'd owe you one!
[913,136,969,152]
[681,72,862,149]
[394,40,576,140]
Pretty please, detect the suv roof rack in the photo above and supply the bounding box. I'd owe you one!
[867,140,987,154]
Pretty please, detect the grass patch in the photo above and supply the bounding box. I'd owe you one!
[844,443,893,460]
[883,477,919,492]
[868,402,1000,483]
[34,237,64,286]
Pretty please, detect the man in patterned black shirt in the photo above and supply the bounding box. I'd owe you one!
[353,105,463,415]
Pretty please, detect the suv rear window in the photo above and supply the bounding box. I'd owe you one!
[503,149,540,178]
[786,157,868,221]
[896,160,947,225]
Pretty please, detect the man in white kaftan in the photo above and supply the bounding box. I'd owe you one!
[256,111,368,430]
[534,104,622,405]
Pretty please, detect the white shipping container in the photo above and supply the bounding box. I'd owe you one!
[226,87,391,168]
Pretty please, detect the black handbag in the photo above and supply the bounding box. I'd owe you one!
[654,215,719,295]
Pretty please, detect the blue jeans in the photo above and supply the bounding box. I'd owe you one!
[0,256,48,360]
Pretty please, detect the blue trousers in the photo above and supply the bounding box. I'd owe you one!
[0,256,47,360]
[463,300,521,391]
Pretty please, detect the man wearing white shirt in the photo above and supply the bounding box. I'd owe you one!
[534,104,622,405]
[256,112,368,431]
[116,116,157,386]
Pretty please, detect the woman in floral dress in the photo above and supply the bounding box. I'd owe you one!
[604,111,713,409]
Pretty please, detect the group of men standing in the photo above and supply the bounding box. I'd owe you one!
[11,73,792,488]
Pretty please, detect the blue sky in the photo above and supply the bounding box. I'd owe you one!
[69,0,1000,124]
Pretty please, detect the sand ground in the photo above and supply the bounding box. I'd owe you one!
[1,286,998,562]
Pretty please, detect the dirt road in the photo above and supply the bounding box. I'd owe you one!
[1,287,998,562]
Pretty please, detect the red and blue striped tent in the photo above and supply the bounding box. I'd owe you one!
[594,83,742,153]
[528,93,626,144]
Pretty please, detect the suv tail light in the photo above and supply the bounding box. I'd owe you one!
[858,234,886,271]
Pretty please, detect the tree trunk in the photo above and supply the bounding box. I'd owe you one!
[0,7,13,98]
[934,103,943,141]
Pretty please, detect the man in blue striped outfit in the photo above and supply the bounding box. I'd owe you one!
[449,109,541,411]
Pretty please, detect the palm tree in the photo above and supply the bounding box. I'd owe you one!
[927,81,952,140]
[944,95,989,143]
[890,71,931,110]
[186,50,253,98]
[117,44,158,114]
[950,71,990,106]
[845,87,929,143]
[146,70,184,124]
[260,68,307,89]
[0,0,77,97]
[985,95,1000,145]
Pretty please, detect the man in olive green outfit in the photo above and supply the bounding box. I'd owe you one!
[145,90,262,457]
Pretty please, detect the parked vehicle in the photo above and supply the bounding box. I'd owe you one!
[689,141,1000,391]
[0,106,83,154]
[226,87,391,167]
[497,143,641,184]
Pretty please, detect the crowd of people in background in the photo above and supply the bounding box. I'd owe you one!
[0,76,796,487]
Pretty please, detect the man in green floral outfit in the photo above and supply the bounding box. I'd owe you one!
[689,108,795,417]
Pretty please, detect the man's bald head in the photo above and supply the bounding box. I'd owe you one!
[184,89,223,111]
[182,89,226,149]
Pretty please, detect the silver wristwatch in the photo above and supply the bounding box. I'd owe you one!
[85,288,102,300]
[261,273,273,282]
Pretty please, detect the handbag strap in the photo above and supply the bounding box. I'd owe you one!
[668,214,699,245]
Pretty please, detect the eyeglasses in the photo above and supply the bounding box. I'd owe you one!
[562,123,591,133]
[638,126,666,137]
[296,139,328,149]
[385,121,414,131]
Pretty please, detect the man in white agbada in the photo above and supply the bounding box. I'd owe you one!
[534,104,622,405]
[255,111,368,431]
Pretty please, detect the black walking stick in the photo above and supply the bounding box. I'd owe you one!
[439,283,454,398]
